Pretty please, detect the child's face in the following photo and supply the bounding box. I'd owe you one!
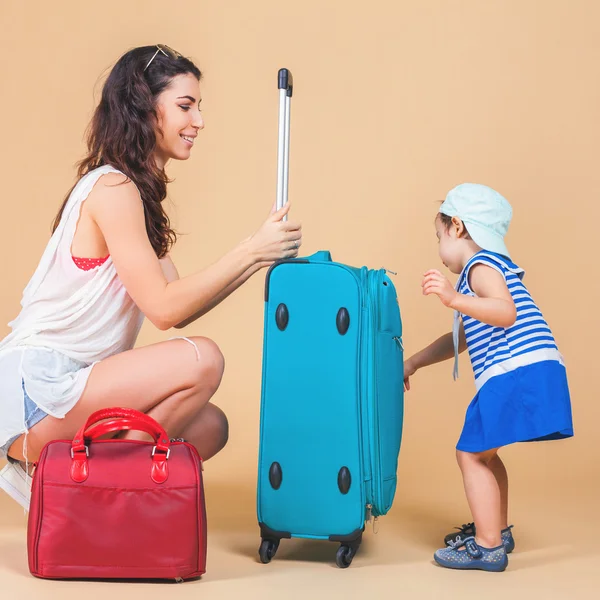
[435,215,465,274]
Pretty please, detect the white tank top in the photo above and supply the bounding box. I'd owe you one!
[0,165,144,452]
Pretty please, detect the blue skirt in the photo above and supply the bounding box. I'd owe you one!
[456,360,574,453]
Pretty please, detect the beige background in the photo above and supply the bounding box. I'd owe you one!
[1,0,599,598]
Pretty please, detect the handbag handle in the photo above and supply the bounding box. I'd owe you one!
[70,408,171,485]
[84,418,168,443]
[72,408,170,454]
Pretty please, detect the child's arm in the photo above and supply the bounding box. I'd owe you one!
[422,265,516,328]
[404,324,466,391]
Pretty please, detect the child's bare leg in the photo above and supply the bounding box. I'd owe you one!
[456,448,502,548]
[488,453,509,530]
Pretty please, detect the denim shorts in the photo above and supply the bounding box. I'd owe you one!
[0,380,49,460]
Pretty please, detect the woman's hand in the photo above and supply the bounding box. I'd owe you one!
[422,269,458,308]
[247,202,302,265]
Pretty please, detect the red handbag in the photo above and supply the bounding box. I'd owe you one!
[27,407,207,581]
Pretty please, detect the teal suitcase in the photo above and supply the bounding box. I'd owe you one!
[257,250,405,567]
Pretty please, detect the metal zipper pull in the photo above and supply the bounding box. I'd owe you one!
[373,516,380,534]
[170,438,186,442]
[383,268,397,275]
[366,504,373,523]
[393,336,404,351]
[174,577,184,583]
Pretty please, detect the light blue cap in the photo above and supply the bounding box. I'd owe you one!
[440,183,513,259]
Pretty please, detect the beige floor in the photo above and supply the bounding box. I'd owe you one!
[1,471,598,600]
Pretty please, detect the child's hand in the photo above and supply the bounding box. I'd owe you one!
[403,358,417,391]
[422,270,458,308]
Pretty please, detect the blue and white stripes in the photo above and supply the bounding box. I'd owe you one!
[453,252,563,390]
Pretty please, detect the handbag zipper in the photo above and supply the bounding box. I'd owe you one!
[171,438,203,470]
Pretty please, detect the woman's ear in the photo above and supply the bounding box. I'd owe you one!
[451,216,467,238]
[154,103,165,139]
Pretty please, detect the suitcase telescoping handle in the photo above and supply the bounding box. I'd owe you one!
[276,68,293,220]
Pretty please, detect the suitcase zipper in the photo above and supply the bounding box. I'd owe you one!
[359,267,374,508]
[366,270,384,514]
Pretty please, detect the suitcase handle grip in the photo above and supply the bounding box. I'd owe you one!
[306,250,332,262]
[278,68,293,96]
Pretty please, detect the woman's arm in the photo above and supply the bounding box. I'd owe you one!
[159,255,267,329]
[89,174,301,330]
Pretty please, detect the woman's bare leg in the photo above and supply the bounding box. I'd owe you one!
[177,403,229,461]
[7,336,227,462]
[125,398,229,460]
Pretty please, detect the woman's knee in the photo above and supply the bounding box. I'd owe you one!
[179,336,225,391]
[198,404,229,458]
[209,405,229,451]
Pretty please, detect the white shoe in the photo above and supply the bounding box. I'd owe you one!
[0,461,31,510]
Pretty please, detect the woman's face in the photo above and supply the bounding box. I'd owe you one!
[154,73,204,168]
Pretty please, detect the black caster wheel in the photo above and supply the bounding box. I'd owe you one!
[335,545,355,568]
[259,539,279,564]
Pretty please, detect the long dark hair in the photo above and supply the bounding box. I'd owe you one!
[52,45,202,258]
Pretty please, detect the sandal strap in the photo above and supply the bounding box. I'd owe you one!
[464,537,483,559]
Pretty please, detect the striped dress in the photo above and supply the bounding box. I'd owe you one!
[452,251,573,452]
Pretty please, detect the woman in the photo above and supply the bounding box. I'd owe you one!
[0,44,302,509]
